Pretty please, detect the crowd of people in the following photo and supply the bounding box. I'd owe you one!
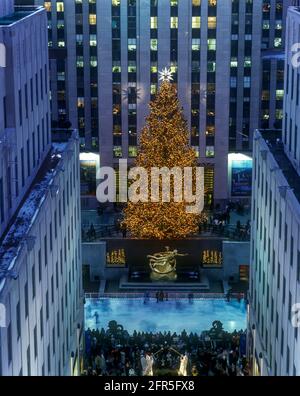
[198,201,251,240]
[83,321,249,377]
[82,200,251,241]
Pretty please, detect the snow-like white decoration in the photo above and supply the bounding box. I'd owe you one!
[158,67,173,82]
[0,142,71,292]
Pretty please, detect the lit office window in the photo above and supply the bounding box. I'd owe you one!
[57,19,64,29]
[262,20,270,29]
[207,39,216,50]
[76,56,84,68]
[150,39,158,51]
[44,2,51,12]
[192,17,201,29]
[89,14,97,25]
[128,39,136,51]
[208,17,216,29]
[150,84,157,95]
[230,58,238,67]
[128,146,138,158]
[151,64,158,73]
[112,0,121,5]
[170,17,178,29]
[274,38,282,47]
[170,63,177,74]
[128,61,136,73]
[112,62,121,73]
[77,98,85,108]
[90,35,97,46]
[276,90,284,100]
[56,2,64,12]
[90,57,97,67]
[192,0,201,5]
[244,57,251,67]
[192,39,200,51]
[206,146,215,158]
[58,41,65,47]
[193,147,199,158]
[151,17,157,29]
[262,110,270,119]
[113,146,122,158]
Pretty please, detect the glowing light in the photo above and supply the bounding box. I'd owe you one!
[158,67,173,82]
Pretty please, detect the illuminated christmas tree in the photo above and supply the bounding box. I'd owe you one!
[123,79,204,239]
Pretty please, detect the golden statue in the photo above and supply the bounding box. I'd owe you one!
[147,246,187,281]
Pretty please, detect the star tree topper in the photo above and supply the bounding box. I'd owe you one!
[158,67,173,82]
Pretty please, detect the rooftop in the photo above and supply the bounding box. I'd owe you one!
[260,130,300,205]
[0,6,43,26]
[0,134,75,291]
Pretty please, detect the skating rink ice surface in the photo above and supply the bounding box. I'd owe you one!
[85,297,247,334]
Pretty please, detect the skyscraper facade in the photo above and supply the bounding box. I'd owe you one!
[0,1,83,376]
[249,5,300,376]
[19,0,291,206]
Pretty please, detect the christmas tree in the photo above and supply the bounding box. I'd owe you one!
[123,80,204,239]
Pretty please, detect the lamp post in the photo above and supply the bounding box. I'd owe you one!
[70,352,75,376]
[77,323,81,376]
[259,352,264,376]
[252,324,256,376]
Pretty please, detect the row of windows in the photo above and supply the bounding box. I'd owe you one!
[2,155,81,375]
[251,151,300,374]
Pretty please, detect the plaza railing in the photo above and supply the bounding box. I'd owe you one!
[84,291,246,300]
[81,223,250,242]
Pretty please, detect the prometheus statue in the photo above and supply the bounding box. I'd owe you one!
[147,246,187,281]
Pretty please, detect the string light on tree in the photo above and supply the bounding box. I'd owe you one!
[158,67,173,83]
[122,80,206,240]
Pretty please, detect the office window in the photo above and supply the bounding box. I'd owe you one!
[192,17,201,29]
[150,39,158,51]
[151,17,157,29]
[207,39,216,50]
[56,2,64,12]
[208,17,216,29]
[89,14,96,25]
[192,39,200,51]
[90,34,97,46]
[170,17,178,29]
[44,2,51,11]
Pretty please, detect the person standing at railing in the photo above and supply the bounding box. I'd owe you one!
[89,223,96,240]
